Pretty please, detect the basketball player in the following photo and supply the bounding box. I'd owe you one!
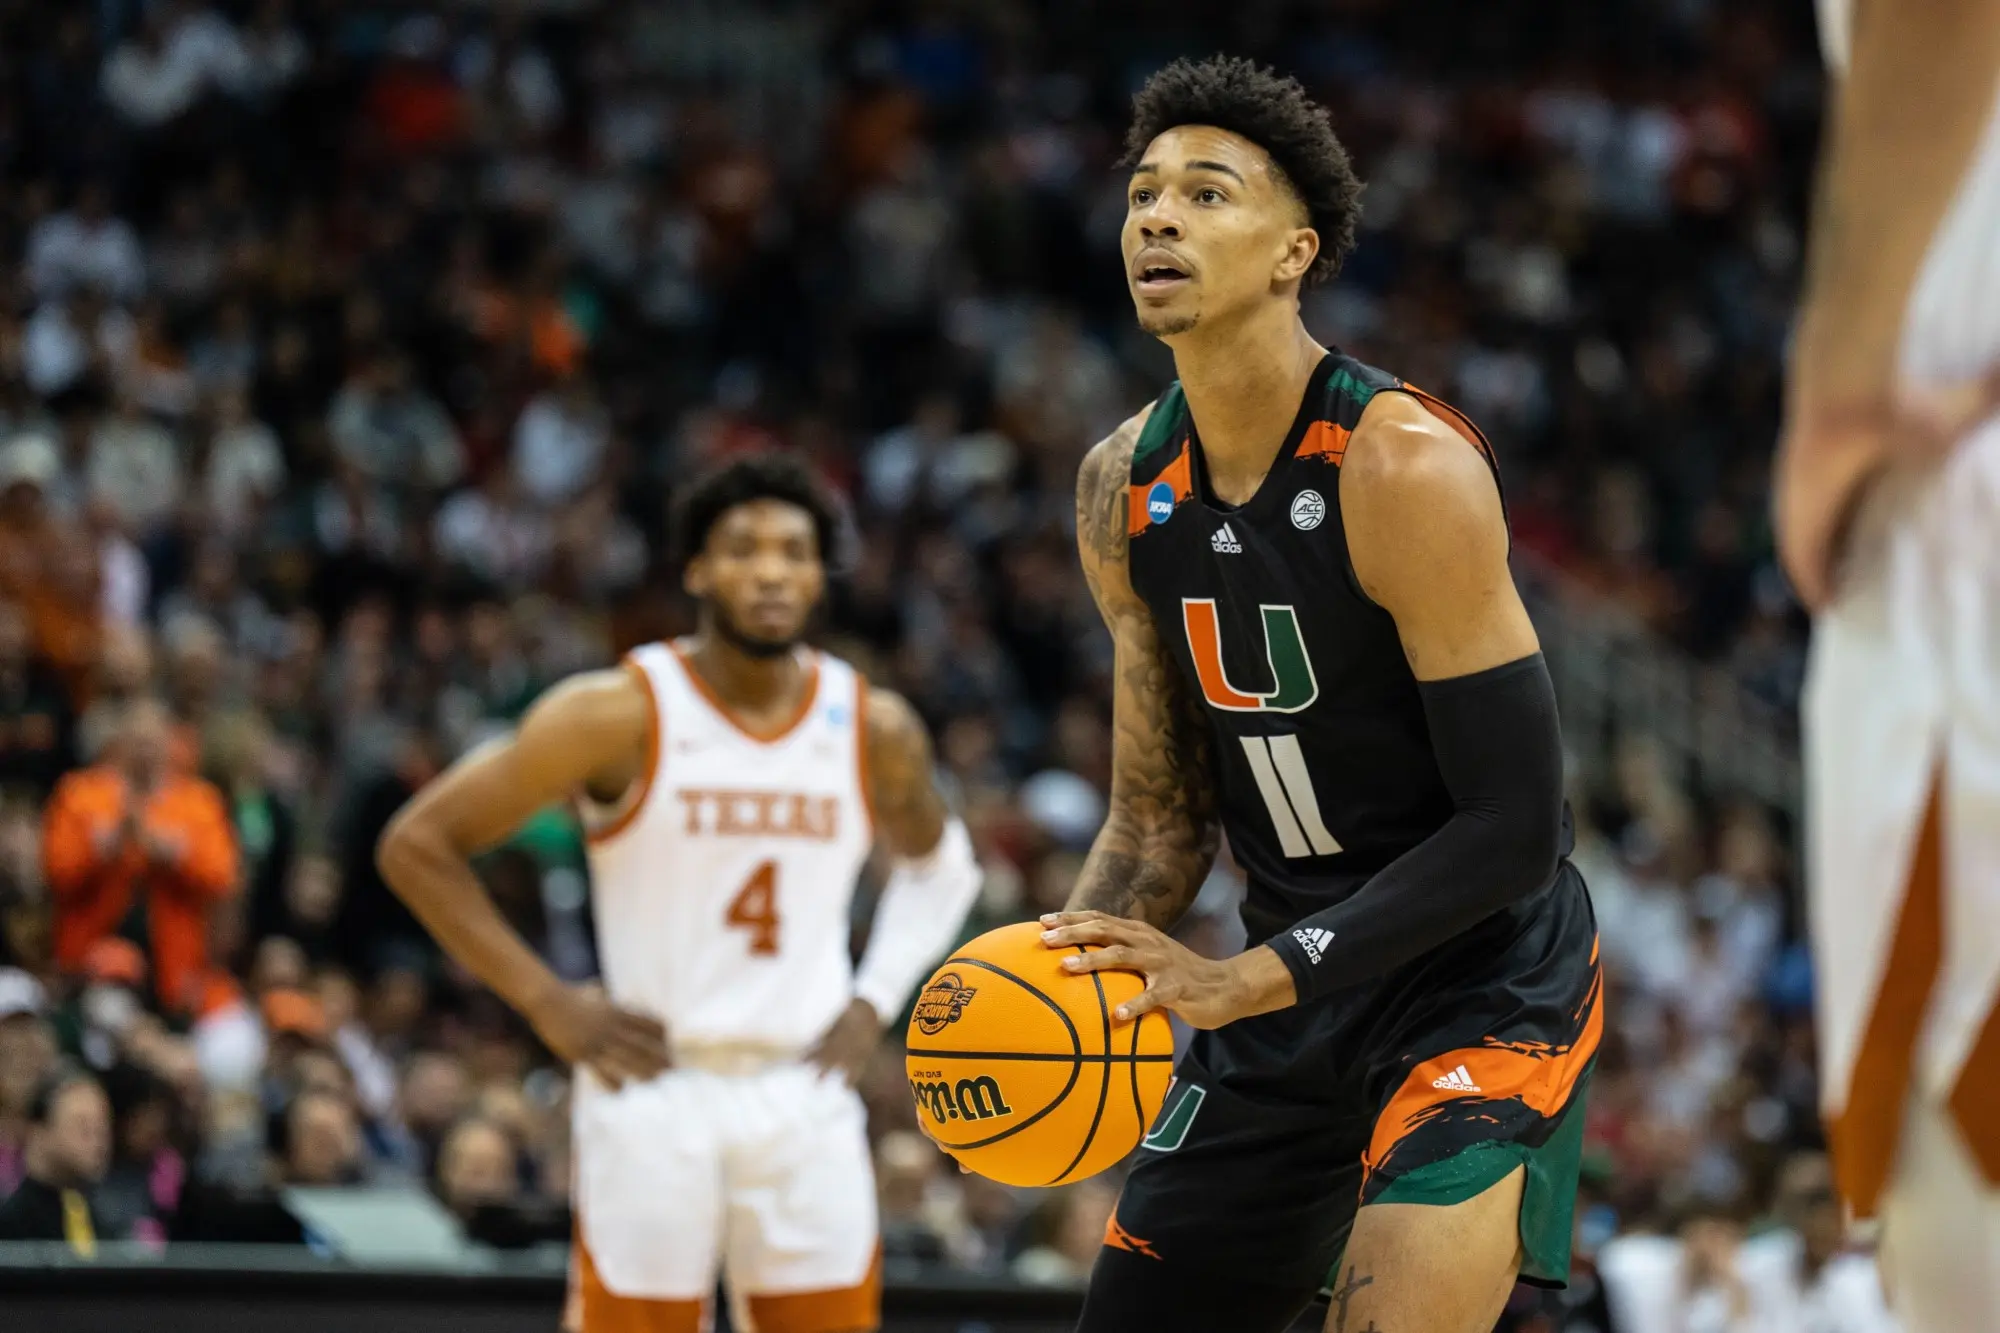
[1036,58,1600,1332]
[1775,1,2000,1327]
[376,455,982,1333]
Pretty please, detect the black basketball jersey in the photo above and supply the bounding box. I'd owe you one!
[1124,350,1509,942]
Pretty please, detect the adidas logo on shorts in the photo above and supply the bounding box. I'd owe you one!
[1292,926,1333,964]
[1431,1064,1483,1095]
[1211,523,1243,554]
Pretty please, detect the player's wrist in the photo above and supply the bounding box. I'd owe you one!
[518,970,571,1025]
[1228,945,1298,1019]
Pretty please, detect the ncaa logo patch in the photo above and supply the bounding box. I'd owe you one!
[1147,481,1176,525]
[912,973,978,1035]
[1290,489,1326,531]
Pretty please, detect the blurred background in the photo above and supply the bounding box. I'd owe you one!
[0,1,1853,1331]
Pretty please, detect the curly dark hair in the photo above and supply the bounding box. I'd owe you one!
[1122,55,1364,286]
[669,451,847,570]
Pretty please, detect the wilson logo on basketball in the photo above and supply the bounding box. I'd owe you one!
[909,1073,1014,1125]
[912,973,978,1035]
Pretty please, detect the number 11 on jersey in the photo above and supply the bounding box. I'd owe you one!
[1240,735,1341,858]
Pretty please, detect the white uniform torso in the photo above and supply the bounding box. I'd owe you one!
[570,641,883,1307]
[581,640,875,1055]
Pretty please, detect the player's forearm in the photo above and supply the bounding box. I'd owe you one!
[1267,655,1563,999]
[1794,0,2000,402]
[376,813,564,1018]
[1067,814,1217,932]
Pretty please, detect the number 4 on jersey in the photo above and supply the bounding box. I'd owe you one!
[726,860,781,954]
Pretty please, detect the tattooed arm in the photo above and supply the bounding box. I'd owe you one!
[1044,410,1294,1029]
[1065,405,1220,931]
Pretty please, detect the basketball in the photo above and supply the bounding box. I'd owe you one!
[904,921,1176,1187]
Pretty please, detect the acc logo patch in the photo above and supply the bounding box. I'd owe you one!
[1290,489,1326,531]
[1147,481,1176,525]
[912,973,978,1035]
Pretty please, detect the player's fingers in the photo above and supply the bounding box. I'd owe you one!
[586,1057,627,1091]
[607,1027,669,1078]
[611,1012,670,1057]
[1040,916,1148,949]
[1061,943,1152,974]
[1039,910,1111,927]
[613,1008,669,1043]
[1114,982,1172,1022]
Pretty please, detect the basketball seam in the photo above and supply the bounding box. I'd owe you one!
[1128,1005,1145,1145]
[1047,956,1114,1186]
[917,955,1085,1152]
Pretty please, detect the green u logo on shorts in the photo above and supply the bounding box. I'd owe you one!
[1142,1080,1206,1153]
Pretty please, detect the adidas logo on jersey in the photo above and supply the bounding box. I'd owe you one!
[1211,523,1243,554]
[1292,926,1333,964]
[1432,1064,1483,1095]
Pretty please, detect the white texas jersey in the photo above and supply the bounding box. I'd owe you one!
[579,641,874,1053]
[1819,0,2000,382]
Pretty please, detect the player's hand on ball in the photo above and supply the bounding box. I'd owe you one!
[529,982,670,1089]
[807,997,882,1086]
[1037,911,1297,1029]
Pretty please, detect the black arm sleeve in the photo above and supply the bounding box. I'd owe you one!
[1265,652,1565,1002]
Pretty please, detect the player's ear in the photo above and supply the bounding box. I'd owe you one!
[1274,227,1319,288]
[682,553,710,599]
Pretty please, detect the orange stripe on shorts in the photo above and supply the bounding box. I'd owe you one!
[1362,953,1604,1185]
[573,1234,706,1333]
[745,1249,882,1333]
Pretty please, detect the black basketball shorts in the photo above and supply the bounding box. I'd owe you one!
[1079,863,1601,1332]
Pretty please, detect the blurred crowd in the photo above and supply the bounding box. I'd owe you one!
[0,0,1865,1329]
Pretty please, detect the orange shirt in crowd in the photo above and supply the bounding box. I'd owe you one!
[0,514,100,707]
[42,765,240,1015]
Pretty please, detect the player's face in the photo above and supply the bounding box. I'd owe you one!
[1122,125,1319,339]
[684,499,825,655]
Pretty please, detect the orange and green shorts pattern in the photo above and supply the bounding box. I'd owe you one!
[1100,862,1601,1295]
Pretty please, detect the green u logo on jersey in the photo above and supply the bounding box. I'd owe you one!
[1180,599,1318,712]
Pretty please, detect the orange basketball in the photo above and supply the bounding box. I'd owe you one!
[904,920,1175,1187]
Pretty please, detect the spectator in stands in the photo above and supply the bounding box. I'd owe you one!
[1770,1152,1900,1332]
[95,1063,185,1245]
[511,374,611,508]
[393,1048,471,1178]
[66,935,151,1071]
[325,346,463,495]
[0,1067,114,1251]
[0,597,76,801]
[24,181,145,304]
[99,0,244,132]
[0,433,101,706]
[42,697,239,1017]
[1010,1179,1117,1288]
[434,1116,517,1220]
[21,282,134,400]
[0,974,57,1195]
[875,1130,952,1273]
[86,390,183,541]
[274,1088,363,1188]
